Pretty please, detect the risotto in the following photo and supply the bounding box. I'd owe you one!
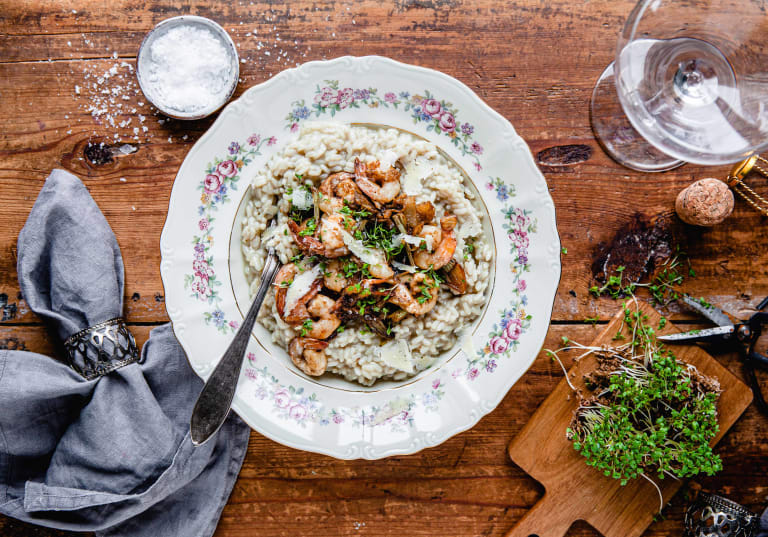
[241,121,492,386]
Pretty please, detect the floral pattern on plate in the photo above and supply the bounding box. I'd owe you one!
[184,134,276,333]
[285,80,484,170]
[458,177,537,380]
[244,353,445,432]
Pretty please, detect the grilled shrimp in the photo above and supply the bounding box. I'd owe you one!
[289,337,328,376]
[304,294,342,339]
[413,216,457,270]
[317,172,376,214]
[274,263,322,323]
[323,259,350,292]
[388,272,438,316]
[318,213,349,254]
[368,260,395,280]
[354,158,401,204]
[287,218,348,258]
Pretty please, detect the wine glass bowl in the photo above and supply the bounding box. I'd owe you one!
[591,0,768,171]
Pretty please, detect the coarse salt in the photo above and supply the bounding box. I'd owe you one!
[143,25,235,114]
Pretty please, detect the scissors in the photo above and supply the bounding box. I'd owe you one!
[658,295,768,414]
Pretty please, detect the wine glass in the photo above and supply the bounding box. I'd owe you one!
[591,0,768,172]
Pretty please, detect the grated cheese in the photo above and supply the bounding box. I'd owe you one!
[379,339,414,373]
[291,187,313,210]
[283,265,321,316]
[391,260,418,273]
[341,230,388,268]
[401,159,434,195]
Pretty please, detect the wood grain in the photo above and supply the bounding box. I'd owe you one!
[1,0,766,536]
[507,303,753,537]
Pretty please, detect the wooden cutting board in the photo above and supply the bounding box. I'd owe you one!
[507,301,753,537]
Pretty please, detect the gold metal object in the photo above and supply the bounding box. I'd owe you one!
[725,155,768,216]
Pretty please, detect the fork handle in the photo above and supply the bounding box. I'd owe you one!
[190,253,281,445]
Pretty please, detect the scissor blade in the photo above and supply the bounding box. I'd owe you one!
[681,295,733,327]
[658,325,736,343]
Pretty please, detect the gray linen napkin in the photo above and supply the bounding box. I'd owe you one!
[758,507,768,537]
[0,169,250,536]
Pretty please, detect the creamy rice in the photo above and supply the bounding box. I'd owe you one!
[241,121,492,385]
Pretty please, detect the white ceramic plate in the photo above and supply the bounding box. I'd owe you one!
[161,56,560,459]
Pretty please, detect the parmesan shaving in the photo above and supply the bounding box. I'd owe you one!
[394,233,432,251]
[379,339,414,373]
[283,265,321,316]
[391,260,418,273]
[341,230,388,268]
[291,187,313,210]
[401,159,434,195]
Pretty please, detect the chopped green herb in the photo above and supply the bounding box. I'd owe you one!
[561,247,568,255]
[298,218,317,236]
[300,319,313,337]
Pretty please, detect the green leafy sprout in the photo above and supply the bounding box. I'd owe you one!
[589,248,693,307]
[546,297,722,513]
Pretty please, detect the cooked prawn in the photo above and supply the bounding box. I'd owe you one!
[317,172,376,214]
[413,216,457,270]
[368,260,395,280]
[289,337,328,376]
[287,218,348,258]
[274,263,322,323]
[388,272,439,316]
[354,158,401,204]
[304,294,342,339]
[318,213,349,256]
[323,259,350,292]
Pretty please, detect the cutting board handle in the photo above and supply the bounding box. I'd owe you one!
[505,492,573,537]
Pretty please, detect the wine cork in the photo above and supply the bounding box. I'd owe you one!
[675,178,734,226]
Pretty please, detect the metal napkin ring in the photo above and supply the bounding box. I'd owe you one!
[63,317,139,380]
[684,492,759,537]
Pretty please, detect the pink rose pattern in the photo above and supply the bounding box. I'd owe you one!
[185,133,275,333]
[459,177,536,381]
[216,160,237,178]
[286,82,483,171]
[241,365,445,431]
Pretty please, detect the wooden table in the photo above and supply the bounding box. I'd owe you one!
[1,1,766,536]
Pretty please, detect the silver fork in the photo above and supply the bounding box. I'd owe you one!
[190,248,281,445]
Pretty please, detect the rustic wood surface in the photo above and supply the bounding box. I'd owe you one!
[1,1,766,536]
[507,302,753,537]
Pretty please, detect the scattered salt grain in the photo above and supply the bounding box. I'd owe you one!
[143,25,235,114]
[119,177,127,182]
[118,144,137,155]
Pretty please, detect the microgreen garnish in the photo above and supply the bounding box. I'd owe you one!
[298,218,317,236]
[300,319,313,337]
[547,297,722,513]
[590,248,693,307]
[463,241,475,260]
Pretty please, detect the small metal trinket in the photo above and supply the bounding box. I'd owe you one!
[725,155,768,217]
[63,317,139,380]
[684,492,759,537]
